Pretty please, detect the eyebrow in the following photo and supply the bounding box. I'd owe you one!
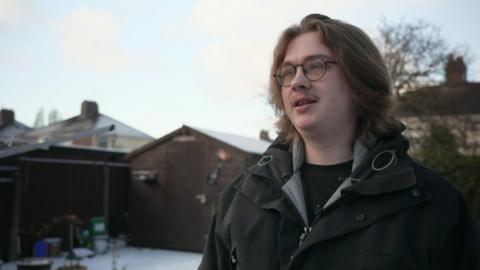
[282,54,335,66]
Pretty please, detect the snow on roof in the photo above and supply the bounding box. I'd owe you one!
[95,114,154,139]
[18,116,96,140]
[0,125,116,159]
[0,121,31,138]
[17,114,153,143]
[195,127,270,154]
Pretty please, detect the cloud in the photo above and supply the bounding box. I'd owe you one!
[191,0,455,102]
[191,0,296,101]
[52,5,126,73]
[191,0,371,102]
[190,0,454,135]
[0,51,31,66]
[0,0,25,24]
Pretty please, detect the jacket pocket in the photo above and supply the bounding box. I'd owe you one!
[229,245,238,270]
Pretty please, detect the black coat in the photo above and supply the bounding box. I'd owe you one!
[199,135,480,270]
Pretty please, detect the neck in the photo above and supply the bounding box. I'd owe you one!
[300,129,355,165]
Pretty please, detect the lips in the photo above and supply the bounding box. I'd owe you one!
[292,97,317,107]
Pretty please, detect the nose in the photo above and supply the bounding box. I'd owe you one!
[290,66,310,91]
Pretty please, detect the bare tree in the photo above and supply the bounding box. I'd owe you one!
[33,107,63,127]
[33,107,45,128]
[48,109,62,125]
[384,19,480,225]
[376,18,448,97]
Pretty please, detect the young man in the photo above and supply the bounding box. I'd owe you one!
[199,14,480,270]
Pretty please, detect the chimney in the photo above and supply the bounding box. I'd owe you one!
[0,109,15,127]
[446,54,467,85]
[80,100,99,119]
[259,130,272,142]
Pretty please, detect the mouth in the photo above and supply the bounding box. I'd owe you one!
[293,97,317,107]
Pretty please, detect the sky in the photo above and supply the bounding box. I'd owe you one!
[1,0,479,140]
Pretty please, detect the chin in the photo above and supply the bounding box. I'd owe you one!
[292,114,320,127]
[292,121,318,133]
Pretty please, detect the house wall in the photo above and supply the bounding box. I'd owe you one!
[113,136,152,151]
[399,113,480,156]
[128,130,259,252]
[70,135,152,152]
[72,136,94,146]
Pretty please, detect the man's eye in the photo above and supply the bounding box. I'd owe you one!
[280,66,295,76]
[306,61,325,71]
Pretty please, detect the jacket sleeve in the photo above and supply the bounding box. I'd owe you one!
[431,193,480,270]
[198,212,230,270]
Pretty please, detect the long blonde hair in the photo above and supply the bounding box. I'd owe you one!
[269,14,399,143]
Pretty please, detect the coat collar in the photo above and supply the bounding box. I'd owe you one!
[247,132,382,183]
[242,131,415,223]
[246,141,293,187]
[343,164,417,195]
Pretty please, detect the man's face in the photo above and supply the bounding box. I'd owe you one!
[281,31,357,138]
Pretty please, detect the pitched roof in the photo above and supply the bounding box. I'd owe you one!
[396,82,480,117]
[0,125,115,159]
[127,125,270,159]
[196,127,270,154]
[95,114,153,139]
[17,113,153,144]
[0,121,31,139]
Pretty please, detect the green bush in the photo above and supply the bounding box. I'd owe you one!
[416,124,480,228]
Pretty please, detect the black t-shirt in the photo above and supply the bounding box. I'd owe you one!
[300,159,353,222]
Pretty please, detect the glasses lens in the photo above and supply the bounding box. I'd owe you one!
[304,58,326,81]
[276,65,296,86]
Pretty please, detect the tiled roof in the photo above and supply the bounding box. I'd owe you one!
[396,82,480,117]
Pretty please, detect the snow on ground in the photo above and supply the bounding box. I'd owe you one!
[2,247,202,270]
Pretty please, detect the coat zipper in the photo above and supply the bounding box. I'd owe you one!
[298,225,312,247]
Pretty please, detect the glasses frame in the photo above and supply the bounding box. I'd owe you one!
[274,57,337,87]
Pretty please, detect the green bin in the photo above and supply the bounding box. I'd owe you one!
[89,216,107,236]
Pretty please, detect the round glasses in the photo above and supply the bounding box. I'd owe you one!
[274,56,337,87]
